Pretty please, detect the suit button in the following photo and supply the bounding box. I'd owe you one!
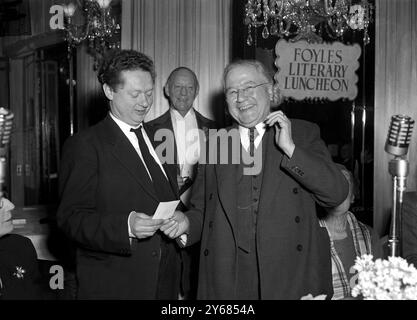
[152,250,158,257]
[209,193,213,200]
[293,188,299,194]
[209,221,213,228]
[297,244,303,252]
[204,249,209,256]
[295,216,301,223]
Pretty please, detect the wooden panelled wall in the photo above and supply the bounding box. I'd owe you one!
[1,0,102,205]
[76,45,107,130]
[374,0,417,236]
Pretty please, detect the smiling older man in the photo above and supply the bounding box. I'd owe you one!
[161,59,349,300]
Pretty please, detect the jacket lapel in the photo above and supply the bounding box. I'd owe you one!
[258,128,286,215]
[215,125,239,234]
[216,163,238,235]
[102,116,159,202]
[151,111,179,169]
[144,122,179,198]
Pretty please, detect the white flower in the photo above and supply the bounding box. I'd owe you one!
[13,266,26,279]
[352,255,417,300]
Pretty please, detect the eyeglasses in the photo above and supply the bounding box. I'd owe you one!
[225,82,269,100]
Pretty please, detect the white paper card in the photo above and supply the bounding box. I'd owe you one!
[152,200,180,220]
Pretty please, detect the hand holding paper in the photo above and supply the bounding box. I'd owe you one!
[129,201,180,240]
[152,200,180,220]
[160,210,190,240]
[129,211,164,239]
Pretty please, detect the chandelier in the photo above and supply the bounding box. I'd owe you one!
[62,0,121,69]
[244,0,373,46]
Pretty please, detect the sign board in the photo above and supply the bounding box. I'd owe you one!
[275,39,361,101]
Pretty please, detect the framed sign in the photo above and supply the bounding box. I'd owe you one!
[275,39,361,101]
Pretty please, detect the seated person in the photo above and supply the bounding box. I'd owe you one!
[319,166,382,300]
[0,198,42,300]
[403,191,417,267]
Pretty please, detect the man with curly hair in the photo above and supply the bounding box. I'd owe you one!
[57,50,182,299]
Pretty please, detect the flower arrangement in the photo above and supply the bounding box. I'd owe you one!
[352,255,417,300]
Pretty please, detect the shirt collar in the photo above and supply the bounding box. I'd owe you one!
[239,121,267,151]
[239,121,267,137]
[170,107,196,120]
[109,112,141,135]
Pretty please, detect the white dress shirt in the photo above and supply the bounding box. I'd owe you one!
[179,121,267,248]
[110,112,168,240]
[170,108,200,179]
[239,121,267,152]
[110,112,168,180]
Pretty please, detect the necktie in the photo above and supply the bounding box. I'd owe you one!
[131,127,175,201]
[249,127,258,157]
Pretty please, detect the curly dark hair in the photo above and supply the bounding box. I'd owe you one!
[97,50,156,90]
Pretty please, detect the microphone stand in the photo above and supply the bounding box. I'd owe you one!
[387,156,409,257]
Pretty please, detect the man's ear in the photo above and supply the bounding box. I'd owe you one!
[195,83,200,97]
[103,84,114,101]
[164,85,170,98]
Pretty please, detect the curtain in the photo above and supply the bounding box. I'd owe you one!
[374,0,417,236]
[121,0,231,123]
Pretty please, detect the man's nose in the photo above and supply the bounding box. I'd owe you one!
[180,86,188,96]
[138,93,151,108]
[236,88,248,102]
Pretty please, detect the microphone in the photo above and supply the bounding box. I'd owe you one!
[0,107,14,194]
[385,115,415,157]
[384,114,414,257]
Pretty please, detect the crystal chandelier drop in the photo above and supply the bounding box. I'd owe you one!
[62,0,121,69]
[244,0,373,46]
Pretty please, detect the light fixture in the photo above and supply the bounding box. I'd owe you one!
[61,0,120,136]
[244,0,373,45]
[62,0,121,69]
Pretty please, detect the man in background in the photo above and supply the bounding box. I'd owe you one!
[148,67,217,204]
[147,67,216,299]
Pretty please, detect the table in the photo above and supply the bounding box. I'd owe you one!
[11,205,58,261]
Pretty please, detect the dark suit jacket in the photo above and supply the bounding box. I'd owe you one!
[147,109,217,137]
[146,109,217,297]
[0,234,42,300]
[403,191,417,267]
[185,119,349,299]
[146,109,217,188]
[57,115,182,299]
